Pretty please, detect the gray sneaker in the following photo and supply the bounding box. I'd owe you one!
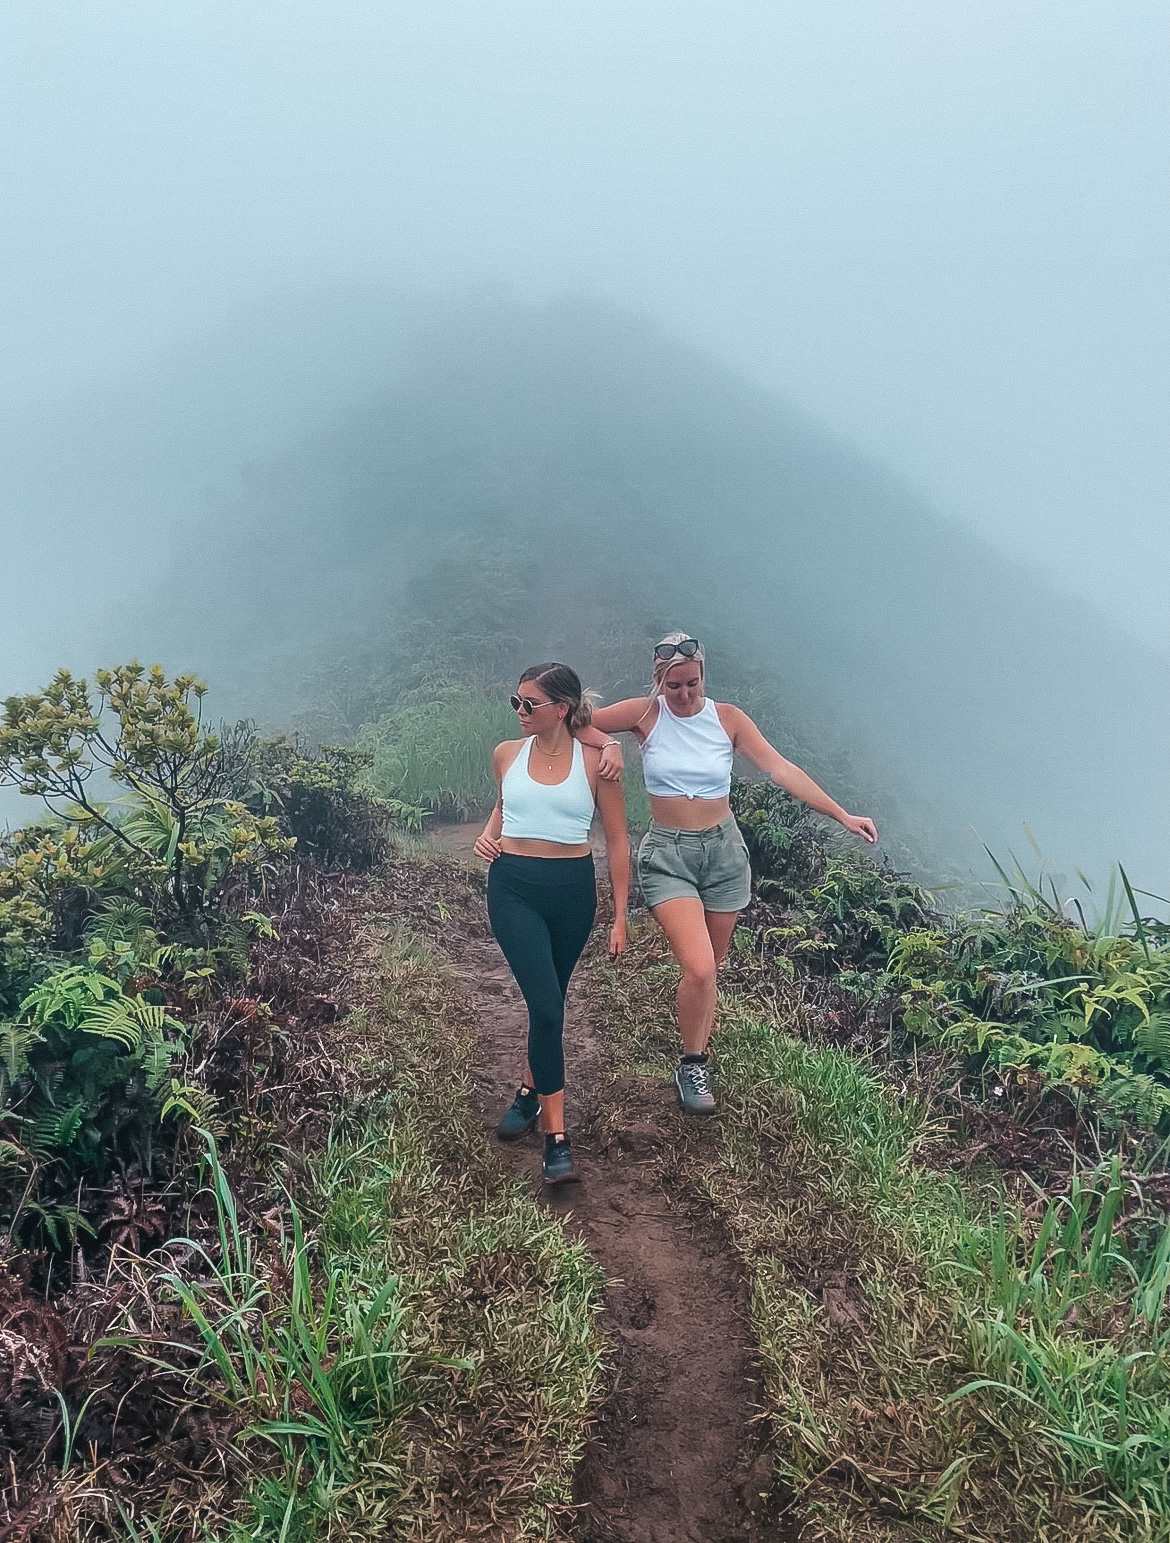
[674,1056,717,1115]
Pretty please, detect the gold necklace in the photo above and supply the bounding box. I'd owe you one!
[535,739,570,767]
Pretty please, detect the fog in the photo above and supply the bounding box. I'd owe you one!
[3,3,1168,893]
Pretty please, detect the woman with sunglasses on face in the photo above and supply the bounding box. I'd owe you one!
[474,664,630,1185]
[588,632,878,1115]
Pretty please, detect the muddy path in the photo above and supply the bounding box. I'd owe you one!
[420,827,775,1543]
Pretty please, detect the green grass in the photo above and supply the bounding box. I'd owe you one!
[717,1008,1170,1535]
[616,750,649,829]
[592,922,1170,1541]
[88,922,605,1541]
[357,689,516,819]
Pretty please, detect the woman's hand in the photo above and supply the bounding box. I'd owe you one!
[608,917,627,958]
[474,831,502,863]
[840,813,879,844]
[598,740,624,782]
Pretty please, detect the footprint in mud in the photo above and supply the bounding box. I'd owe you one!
[607,1282,658,1331]
[626,1288,657,1330]
[613,1121,660,1158]
[477,974,513,996]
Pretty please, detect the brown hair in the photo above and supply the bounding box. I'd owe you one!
[519,662,594,731]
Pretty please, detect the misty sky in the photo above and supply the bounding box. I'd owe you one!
[3,0,1168,649]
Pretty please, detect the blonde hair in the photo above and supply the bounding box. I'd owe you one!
[650,630,706,699]
[519,662,594,731]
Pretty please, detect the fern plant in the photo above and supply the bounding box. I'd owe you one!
[3,966,187,1187]
[85,897,155,948]
[1134,1010,1170,1073]
[160,1077,225,1138]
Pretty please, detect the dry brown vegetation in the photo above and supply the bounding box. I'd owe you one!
[2,855,605,1540]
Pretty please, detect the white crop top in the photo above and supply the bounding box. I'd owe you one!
[641,696,734,800]
[501,737,595,843]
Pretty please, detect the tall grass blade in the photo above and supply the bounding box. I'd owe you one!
[1119,863,1152,963]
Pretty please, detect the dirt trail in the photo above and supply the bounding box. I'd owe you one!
[427,827,772,1543]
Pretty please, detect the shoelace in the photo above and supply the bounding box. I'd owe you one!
[683,1060,712,1095]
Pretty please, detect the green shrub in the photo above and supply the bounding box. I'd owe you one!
[886,891,1170,1128]
[248,737,426,869]
[0,664,295,937]
[732,781,1170,1131]
[733,776,828,899]
[1,966,187,1197]
[733,777,930,968]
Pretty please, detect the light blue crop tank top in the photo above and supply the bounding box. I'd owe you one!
[641,696,734,800]
[501,737,595,843]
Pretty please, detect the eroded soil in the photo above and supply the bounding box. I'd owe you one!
[411,830,778,1543]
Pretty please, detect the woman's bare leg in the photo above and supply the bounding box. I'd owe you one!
[539,1088,566,1135]
[650,897,717,1054]
[705,909,739,968]
[702,909,740,1046]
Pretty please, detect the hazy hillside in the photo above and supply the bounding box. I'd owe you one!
[7,291,1167,890]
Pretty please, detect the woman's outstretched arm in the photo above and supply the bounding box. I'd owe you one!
[722,706,879,844]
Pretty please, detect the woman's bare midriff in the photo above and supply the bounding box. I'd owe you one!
[648,793,732,832]
[500,837,593,859]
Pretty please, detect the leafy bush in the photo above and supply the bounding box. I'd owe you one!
[0,664,294,937]
[733,776,827,900]
[249,738,427,869]
[1,966,187,1207]
[0,843,53,1019]
[733,777,929,968]
[732,780,1170,1130]
[0,666,307,1263]
[0,660,443,1289]
[886,889,1170,1128]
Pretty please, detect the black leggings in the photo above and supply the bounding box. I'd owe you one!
[487,853,597,1096]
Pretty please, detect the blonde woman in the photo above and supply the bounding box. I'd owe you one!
[588,633,878,1114]
[475,663,630,1184]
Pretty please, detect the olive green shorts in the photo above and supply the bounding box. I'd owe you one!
[637,817,753,913]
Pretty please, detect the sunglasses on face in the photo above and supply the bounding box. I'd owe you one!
[654,638,701,661]
[510,693,557,714]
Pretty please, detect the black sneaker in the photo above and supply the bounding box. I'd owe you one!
[542,1134,578,1186]
[497,1086,540,1141]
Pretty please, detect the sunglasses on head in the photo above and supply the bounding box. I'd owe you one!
[654,637,701,661]
[510,693,556,714]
